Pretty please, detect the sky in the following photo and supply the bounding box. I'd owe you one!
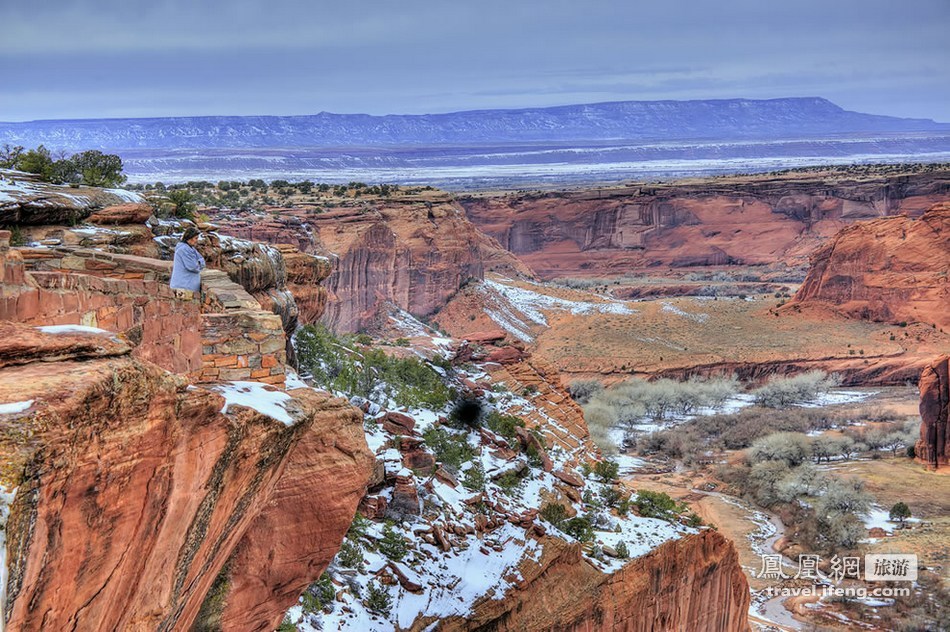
[2,0,948,122]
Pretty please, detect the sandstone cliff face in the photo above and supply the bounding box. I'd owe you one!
[459,170,950,277]
[300,193,528,332]
[425,529,749,632]
[207,193,530,333]
[916,355,950,469]
[0,323,373,631]
[787,204,949,329]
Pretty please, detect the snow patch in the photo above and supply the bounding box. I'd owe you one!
[0,400,34,415]
[37,324,112,335]
[211,381,294,425]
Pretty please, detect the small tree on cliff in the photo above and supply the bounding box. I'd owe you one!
[167,189,196,219]
[70,150,126,187]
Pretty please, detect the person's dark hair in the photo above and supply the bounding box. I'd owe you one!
[181,227,200,243]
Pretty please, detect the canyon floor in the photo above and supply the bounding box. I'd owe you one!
[436,273,947,385]
[616,387,950,631]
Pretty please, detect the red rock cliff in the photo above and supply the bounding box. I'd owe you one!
[307,192,528,332]
[431,529,750,632]
[459,170,950,278]
[0,323,373,631]
[787,204,949,329]
[916,355,950,469]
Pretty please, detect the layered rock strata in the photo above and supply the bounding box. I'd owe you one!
[459,170,950,277]
[0,324,373,631]
[786,204,949,329]
[211,192,530,332]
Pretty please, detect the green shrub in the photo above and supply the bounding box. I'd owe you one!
[462,463,486,491]
[562,516,594,542]
[295,324,452,408]
[601,486,623,508]
[347,513,371,541]
[540,502,568,526]
[378,525,408,562]
[615,541,630,559]
[634,490,681,522]
[301,572,335,614]
[486,411,525,442]
[337,540,364,568]
[364,582,392,616]
[593,459,620,483]
[495,471,523,492]
[422,427,474,474]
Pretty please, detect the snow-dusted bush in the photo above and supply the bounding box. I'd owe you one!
[751,370,839,408]
[749,432,812,466]
[567,378,603,404]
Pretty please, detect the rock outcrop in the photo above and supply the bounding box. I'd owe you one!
[787,204,949,329]
[0,170,146,225]
[210,191,530,332]
[916,355,950,469]
[0,324,373,631]
[431,529,750,632]
[459,169,950,277]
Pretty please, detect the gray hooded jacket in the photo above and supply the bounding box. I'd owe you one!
[170,241,206,291]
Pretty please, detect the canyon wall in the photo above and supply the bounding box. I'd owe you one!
[787,204,949,329]
[0,323,372,631]
[916,355,950,470]
[214,192,529,332]
[431,529,749,632]
[459,170,950,278]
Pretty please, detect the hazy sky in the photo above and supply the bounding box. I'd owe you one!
[2,0,948,122]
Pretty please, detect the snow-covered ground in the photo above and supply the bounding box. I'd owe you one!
[480,277,636,342]
[36,324,113,335]
[860,505,920,534]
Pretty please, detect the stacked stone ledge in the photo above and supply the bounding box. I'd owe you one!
[3,242,287,387]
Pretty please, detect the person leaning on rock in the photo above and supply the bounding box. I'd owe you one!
[170,227,206,298]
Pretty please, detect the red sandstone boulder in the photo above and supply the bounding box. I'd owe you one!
[0,341,373,632]
[382,411,416,435]
[0,321,129,368]
[88,202,154,225]
[485,345,528,365]
[390,471,421,517]
[553,468,585,488]
[463,329,507,344]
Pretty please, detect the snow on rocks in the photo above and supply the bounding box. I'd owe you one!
[211,380,295,425]
[0,400,34,415]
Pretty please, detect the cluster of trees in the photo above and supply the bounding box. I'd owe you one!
[575,375,740,453]
[0,144,125,187]
[294,323,453,410]
[716,418,918,551]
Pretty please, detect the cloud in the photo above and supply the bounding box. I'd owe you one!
[1,0,947,121]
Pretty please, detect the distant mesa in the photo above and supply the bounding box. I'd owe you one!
[1,97,947,152]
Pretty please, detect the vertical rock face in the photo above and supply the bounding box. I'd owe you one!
[787,204,950,329]
[0,324,373,632]
[433,529,750,632]
[916,355,950,469]
[306,194,529,332]
[458,170,950,277]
